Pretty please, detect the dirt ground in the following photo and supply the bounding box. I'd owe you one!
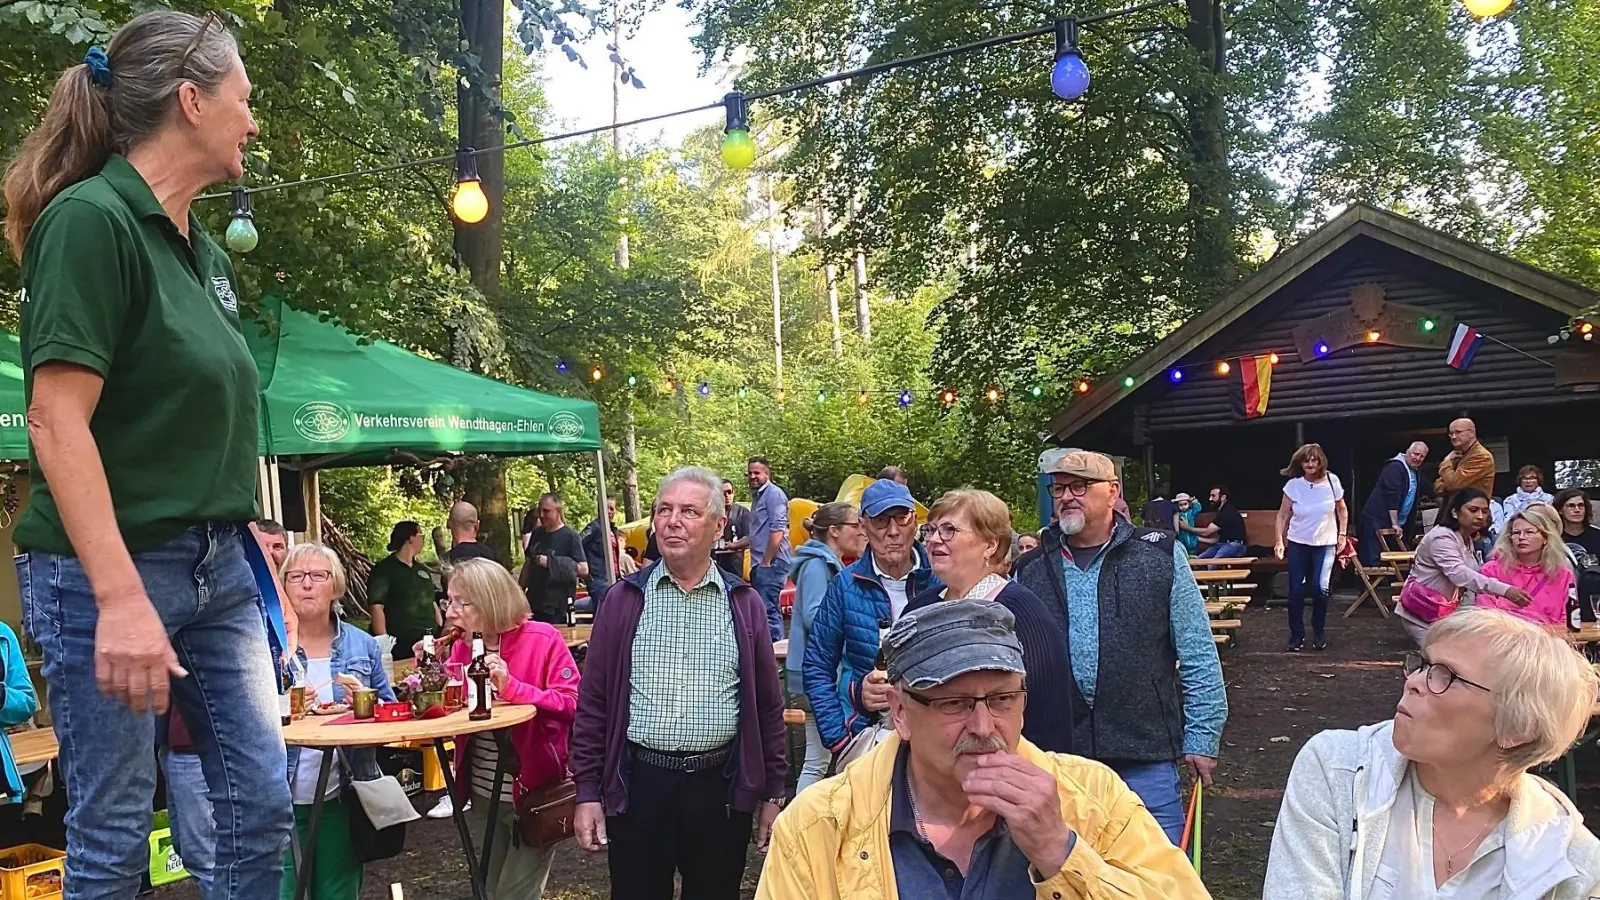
[148,593,1600,900]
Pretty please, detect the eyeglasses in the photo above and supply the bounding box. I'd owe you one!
[924,522,968,542]
[177,10,222,80]
[445,598,476,611]
[1509,529,1542,540]
[904,688,1027,717]
[1402,651,1492,695]
[835,520,863,530]
[285,570,332,584]
[1047,478,1105,498]
[867,509,916,528]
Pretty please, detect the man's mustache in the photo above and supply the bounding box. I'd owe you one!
[954,736,1006,757]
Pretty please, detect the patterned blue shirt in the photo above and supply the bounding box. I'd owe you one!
[1060,541,1227,757]
[749,481,792,566]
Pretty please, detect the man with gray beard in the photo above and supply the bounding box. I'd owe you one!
[1012,449,1227,846]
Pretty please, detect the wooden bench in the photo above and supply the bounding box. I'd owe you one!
[1206,600,1250,616]
[1210,619,1242,631]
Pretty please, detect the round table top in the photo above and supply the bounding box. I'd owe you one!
[283,704,534,747]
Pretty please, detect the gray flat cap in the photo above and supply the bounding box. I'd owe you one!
[883,600,1026,690]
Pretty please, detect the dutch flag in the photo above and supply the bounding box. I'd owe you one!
[1446,323,1484,371]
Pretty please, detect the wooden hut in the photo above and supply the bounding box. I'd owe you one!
[1046,204,1600,522]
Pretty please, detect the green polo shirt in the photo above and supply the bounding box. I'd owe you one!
[366,553,439,659]
[15,155,260,556]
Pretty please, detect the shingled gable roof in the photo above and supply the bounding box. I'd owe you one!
[1045,203,1599,444]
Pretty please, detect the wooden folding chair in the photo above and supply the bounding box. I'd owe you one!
[1347,528,1403,618]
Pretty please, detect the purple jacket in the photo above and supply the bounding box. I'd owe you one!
[570,560,787,815]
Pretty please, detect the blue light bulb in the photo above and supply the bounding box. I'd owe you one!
[1051,51,1091,101]
[1169,368,1184,383]
[897,390,913,408]
[697,381,712,398]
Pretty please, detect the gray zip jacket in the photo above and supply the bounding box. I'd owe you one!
[1265,721,1600,900]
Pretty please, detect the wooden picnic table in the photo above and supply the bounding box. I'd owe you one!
[1191,568,1251,583]
[556,624,592,647]
[1189,557,1257,568]
[9,728,58,766]
[1560,623,1600,645]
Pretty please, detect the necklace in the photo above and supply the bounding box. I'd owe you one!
[905,767,930,841]
[1440,813,1499,878]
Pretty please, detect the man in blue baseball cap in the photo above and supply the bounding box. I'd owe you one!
[802,479,942,762]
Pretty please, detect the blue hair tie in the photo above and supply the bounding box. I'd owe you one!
[84,46,112,88]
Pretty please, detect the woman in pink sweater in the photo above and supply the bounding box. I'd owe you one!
[1478,503,1575,626]
[435,557,581,899]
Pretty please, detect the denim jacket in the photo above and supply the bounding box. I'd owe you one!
[1,623,40,803]
[287,620,395,785]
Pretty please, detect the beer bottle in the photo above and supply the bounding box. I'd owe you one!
[418,634,437,668]
[1569,581,1583,633]
[467,632,493,721]
[279,664,293,727]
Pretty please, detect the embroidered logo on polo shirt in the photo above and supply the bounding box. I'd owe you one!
[211,276,238,312]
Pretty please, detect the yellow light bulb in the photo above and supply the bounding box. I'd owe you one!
[1268,352,1280,365]
[1461,0,1512,17]
[1216,360,1231,375]
[1367,330,1381,343]
[452,178,489,223]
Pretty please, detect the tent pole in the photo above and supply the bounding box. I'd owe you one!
[595,451,615,584]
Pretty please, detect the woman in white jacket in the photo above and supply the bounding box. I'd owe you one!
[1266,607,1600,900]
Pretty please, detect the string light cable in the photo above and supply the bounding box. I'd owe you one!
[208,0,1185,248]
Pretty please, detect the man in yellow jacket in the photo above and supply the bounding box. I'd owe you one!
[756,600,1210,900]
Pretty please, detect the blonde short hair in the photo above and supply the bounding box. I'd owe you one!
[1425,607,1600,771]
[449,558,530,635]
[927,488,1013,566]
[281,543,348,617]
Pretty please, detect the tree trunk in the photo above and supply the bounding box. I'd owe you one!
[453,0,511,563]
[1183,0,1235,304]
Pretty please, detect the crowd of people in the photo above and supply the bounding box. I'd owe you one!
[6,9,1600,900]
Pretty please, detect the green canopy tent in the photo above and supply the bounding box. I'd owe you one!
[249,303,601,463]
[246,302,611,577]
[0,334,27,461]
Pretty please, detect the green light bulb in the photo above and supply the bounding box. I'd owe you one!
[1422,319,1435,332]
[1122,375,1136,388]
[816,390,826,404]
[225,215,259,253]
[627,374,637,388]
[1030,385,1042,398]
[721,129,757,169]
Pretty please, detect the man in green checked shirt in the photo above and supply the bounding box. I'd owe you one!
[571,466,789,900]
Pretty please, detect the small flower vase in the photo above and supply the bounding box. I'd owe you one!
[410,690,446,719]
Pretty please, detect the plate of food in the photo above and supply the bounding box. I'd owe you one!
[310,701,351,716]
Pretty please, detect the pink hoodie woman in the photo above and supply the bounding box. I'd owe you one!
[1476,554,1575,625]
[446,620,581,800]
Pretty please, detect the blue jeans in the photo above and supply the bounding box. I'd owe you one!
[1197,541,1245,559]
[751,560,790,642]
[159,748,216,895]
[796,718,830,796]
[1109,760,1184,846]
[1286,541,1335,645]
[19,522,293,900]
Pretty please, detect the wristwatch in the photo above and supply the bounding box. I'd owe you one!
[765,796,787,809]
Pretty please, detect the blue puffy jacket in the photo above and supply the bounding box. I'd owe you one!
[802,545,940,750]
[0,622,40,804]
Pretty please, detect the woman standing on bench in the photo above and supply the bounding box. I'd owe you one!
[1275,443,1348,652]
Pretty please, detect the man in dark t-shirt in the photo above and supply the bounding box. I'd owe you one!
[713,478,753,579]
[1184,484,1248,559]
[446,500,502,566]
[519,492,588,623]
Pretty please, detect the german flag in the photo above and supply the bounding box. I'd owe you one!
[1240,355,1272,418]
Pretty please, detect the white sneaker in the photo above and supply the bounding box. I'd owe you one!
[426,795,466,819]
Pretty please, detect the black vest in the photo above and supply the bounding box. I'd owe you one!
[1015,522,1182,762]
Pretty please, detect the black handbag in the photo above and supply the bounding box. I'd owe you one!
[339,753,408,863]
